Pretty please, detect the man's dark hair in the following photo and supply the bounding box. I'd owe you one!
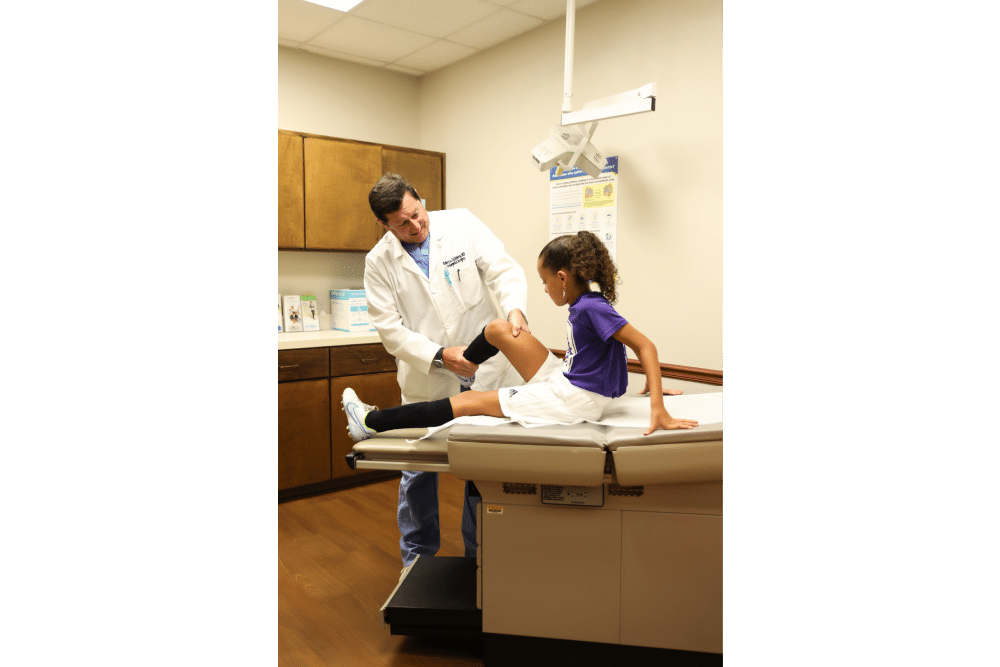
[369,173,420,223]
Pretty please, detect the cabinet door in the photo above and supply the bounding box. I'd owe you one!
[304,138,384,250]
[329,373,401,479]
[382,148,444,212]
[278,378,331,490]
[278,131,305,249]
[620,512,722,653]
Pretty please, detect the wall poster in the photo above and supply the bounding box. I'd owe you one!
[548,156,619,262]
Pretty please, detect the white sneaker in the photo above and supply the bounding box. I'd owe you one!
[341,387,377,442]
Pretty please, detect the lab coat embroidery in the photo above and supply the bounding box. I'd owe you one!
[442,252,466,267]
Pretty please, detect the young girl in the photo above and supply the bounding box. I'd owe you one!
[342,231,698,440]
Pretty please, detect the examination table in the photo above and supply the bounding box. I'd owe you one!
[346,391,723,664]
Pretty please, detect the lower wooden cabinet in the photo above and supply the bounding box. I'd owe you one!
[329,373,402,479]
[278,344,401,500]
[278,378,331,490]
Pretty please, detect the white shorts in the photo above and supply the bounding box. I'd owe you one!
[497,353,612,425]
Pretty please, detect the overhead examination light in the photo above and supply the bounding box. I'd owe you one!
[531,0,657,176]
[303,0,364,11]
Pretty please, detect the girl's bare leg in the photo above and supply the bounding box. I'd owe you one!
[449,390,504,418]
[483,319,551,382]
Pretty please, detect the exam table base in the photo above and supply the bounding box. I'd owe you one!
[484,633,722,667]
[383,557,721,666]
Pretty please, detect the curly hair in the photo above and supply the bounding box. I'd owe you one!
[538,231,619,304]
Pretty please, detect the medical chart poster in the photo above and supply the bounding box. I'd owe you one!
[548,156,619,262]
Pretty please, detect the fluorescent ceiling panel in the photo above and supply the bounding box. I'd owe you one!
[304,0,364,10]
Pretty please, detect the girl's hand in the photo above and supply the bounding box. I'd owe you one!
[645,406,699,435]
[638,379,683,396]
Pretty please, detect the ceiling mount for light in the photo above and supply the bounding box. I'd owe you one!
[532,0,657,177]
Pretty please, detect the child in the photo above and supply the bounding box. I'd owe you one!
[342,231,698,440]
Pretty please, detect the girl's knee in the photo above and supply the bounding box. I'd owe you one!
[485,319,512,343]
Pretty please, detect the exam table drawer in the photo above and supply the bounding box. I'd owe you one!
[448,440,607,486]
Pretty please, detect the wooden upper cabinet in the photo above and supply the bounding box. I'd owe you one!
[278,131,305,248]
[382,148,444,212]
[304,137,384,251]
[279,130,445,251]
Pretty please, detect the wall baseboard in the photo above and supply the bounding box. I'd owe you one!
[548,349,722,386]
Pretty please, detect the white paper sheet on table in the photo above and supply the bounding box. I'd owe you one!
[404,392,721,442]
[597,393,723,427]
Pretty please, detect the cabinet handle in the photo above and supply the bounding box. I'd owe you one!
[279,364,300,370]
[361,358,377,363]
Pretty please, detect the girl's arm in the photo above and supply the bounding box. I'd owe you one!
[612,324,699,434]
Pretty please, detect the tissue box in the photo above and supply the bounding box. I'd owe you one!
[278,294,283,332]
[330,289,376,332]
[282,294,303,332]
[301,294,320,331]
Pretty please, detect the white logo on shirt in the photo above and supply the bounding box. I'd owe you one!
[563,318,576,373]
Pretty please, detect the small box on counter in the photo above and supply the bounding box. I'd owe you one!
[282,294,303,332]
[278,294,284,332]
[301,294,320,331]
[330,289,376,333]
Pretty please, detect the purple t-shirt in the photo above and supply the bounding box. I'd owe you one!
[562,292,629,398]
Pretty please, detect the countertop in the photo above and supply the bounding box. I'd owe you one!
[278,329,383,350]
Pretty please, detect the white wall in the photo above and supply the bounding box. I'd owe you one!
[277,47,423,311]
[278,0,721,371]
[420,0,721,370]
[278,46,420,145]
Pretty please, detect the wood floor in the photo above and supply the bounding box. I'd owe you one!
[279,473,484,667]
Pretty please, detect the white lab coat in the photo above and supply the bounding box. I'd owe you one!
[364,208,528,403]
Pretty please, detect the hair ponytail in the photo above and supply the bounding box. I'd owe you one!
[539,230,619,304]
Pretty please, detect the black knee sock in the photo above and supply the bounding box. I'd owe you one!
[463,327,500,364]
[365,398,455,432]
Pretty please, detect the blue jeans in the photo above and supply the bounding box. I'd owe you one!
[397,470,479,566]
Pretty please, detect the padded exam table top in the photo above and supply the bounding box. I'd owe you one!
[350,391,723,486]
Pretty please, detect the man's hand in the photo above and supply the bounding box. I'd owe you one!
[443,346,479,377]
[508,308,530,337]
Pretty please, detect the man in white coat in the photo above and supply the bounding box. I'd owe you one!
[364,173,529,568]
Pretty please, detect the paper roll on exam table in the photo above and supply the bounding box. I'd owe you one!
[347,392,723,662]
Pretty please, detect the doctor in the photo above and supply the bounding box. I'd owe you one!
[364,173,529,568]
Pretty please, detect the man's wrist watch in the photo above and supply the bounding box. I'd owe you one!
[432,347,445,369]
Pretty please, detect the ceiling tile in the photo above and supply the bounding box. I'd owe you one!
[278,0,606,74]
[386,64,427,76]
[299,43,389,68]
[446,7,544,49]
[506,0,565,21]
[394,40,478,72]
[308,15,436,62]
[353,0,500,39]
[508,0,601,22]
[278,0,346,43]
